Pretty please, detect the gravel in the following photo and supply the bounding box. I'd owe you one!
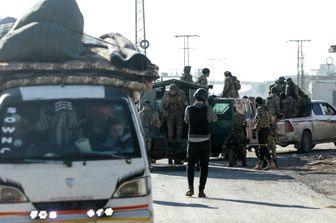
[278,144,336,202]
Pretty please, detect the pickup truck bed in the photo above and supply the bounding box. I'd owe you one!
[276,100,336,153]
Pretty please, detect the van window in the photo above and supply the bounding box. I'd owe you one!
[0,99,140,162]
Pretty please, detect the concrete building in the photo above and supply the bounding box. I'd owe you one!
[308,75,336,107]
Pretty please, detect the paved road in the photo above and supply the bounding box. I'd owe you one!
[151,145,336,223]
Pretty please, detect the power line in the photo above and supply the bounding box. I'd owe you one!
[175,34,199,67]
[287,39,311,91]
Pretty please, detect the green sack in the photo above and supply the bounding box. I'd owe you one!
[0,22,83,62]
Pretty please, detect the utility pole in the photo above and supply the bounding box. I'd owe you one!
[288,39,311,91]
[175,34,199,67]
[135,0,149,55]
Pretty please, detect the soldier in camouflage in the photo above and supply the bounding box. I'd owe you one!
[282,94,298,118]
[252,97,276,170]
[264,100,278,168]
[274,76,286,96]
[138,100,161,158]
[180,66,193,83]
[226,107,247,167]
[268,87,281,118]
[196,68,214,89]
[160,83,188,156]
[285,78,299,100]
[221,71,239,98]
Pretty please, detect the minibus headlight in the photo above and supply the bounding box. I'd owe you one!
[113,177,150,198]
[0,186,28,203]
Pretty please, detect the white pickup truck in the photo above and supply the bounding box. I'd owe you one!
[276,100,336,153]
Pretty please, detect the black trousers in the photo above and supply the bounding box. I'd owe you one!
[258,127,272,161]
[187,140,210,190]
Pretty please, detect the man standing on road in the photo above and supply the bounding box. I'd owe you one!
[184,88,217,197]
[252,97,276,170]
[160,83,188,164]
[138,100,161,160]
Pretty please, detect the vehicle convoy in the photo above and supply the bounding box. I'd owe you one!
[141,81,257,163]
[140,79,204,163]
[276,100,336,153]
[0,0,158,222]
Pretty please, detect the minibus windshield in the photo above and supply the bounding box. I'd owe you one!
[0,99,140,162]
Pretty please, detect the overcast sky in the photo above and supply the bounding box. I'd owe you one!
[1,0,336,82]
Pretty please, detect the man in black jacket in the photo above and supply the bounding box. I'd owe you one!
[184,88,217,197]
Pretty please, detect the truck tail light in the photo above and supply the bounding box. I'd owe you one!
[285,120,294,132]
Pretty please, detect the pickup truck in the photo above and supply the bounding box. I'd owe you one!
[276,100,336,153]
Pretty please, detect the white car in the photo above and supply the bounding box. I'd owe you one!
[276,100,336,153]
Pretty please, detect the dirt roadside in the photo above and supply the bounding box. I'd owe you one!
[277,143,336,206]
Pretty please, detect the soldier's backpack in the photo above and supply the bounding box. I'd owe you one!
[233,77,241,90]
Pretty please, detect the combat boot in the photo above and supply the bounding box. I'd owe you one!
[253,161,263,170]
[268,159,277,169]
[185,186,194,197]
[263,159,276,170]
[198,189,206,198]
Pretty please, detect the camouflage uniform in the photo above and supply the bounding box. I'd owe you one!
[222,72,239,98]
[196,74,208,87]
[181,73,193,83]
[267,108,278,166]
[138,102,161,153]
[297,95,312,117]
[266,93,281,118]
[282,95,298,118]
[196,68,213,90]
[180,66,193,83]
[227,110,247,167]
[253,99,275,170]
[253,105,270,132]
[160,84,188,145]
[285,78,299,100]
[303,95,312,117]
[274,77,286,96]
